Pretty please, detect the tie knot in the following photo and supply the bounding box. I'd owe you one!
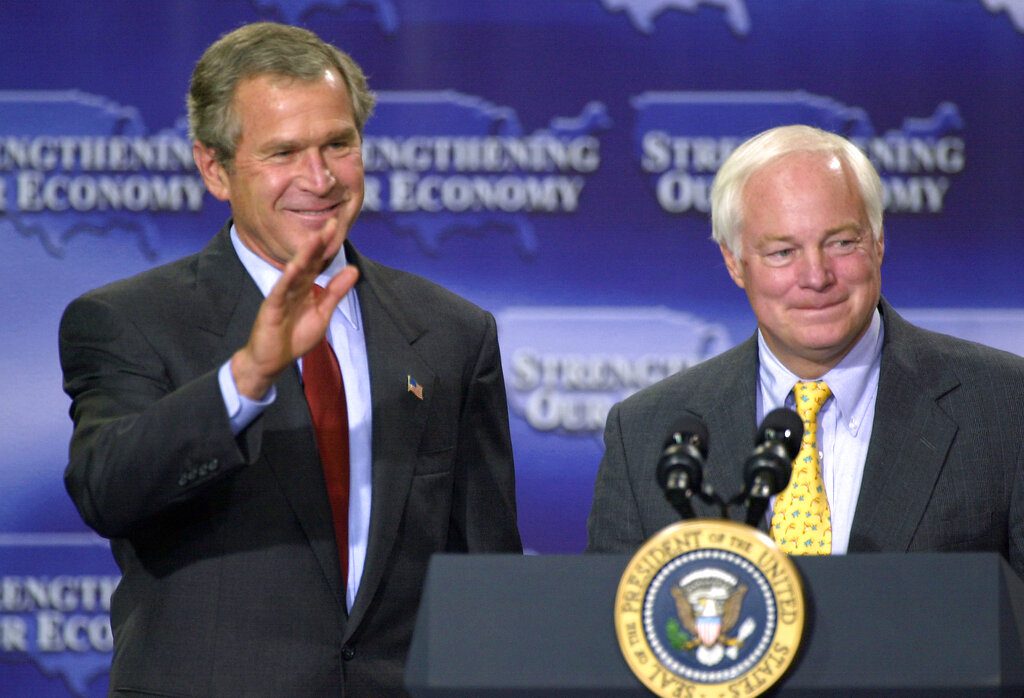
[793,381,831,421]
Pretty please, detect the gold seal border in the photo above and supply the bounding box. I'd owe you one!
[614,520,805,698]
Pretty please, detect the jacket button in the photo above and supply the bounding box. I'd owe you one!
[341,645,355,661]
[178,475,188,487]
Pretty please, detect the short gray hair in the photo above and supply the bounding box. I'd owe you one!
[188,22,376,167]
[710,125,883,258]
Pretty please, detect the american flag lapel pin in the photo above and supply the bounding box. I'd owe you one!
[407,375,424,400]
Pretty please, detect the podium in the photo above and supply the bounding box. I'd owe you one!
[406,553,1024,696]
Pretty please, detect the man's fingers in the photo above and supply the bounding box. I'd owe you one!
[322,265,359,311]
[268,234,328,305]
[290,234,329,284]
[320,217,339,248]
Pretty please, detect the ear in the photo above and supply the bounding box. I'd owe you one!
[193,141,231,202]
[720,244,746,289]
[875,227,885,264]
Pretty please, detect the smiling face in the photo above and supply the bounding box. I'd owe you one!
[721,150,884,378]
[194,69,364,271]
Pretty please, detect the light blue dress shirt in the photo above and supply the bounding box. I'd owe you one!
[756,308,884,554]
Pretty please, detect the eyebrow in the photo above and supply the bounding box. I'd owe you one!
[758,222,864,244]
[259,127,359,154]
[323,126,359,142]
[824,222,864,236]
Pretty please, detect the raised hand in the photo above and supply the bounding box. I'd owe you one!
[231,220,359,399]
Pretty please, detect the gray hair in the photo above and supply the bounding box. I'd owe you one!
[710,125,883,258]
[188,22,376,167]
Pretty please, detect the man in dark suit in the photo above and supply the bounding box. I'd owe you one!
[587,125,1024,577]
[60,23,521,696]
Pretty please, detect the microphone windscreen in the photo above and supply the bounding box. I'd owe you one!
[662,414,709,458]
[757,408,804,458]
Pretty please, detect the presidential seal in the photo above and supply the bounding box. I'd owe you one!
[615,520,804,697]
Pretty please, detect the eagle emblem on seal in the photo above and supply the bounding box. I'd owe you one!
[668,568,757,666]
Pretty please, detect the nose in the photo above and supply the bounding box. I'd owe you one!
[797,248,834,290]
[299,149,336,194]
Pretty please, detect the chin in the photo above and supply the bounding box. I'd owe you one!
[803,330,849,347]
[806,337,859,363]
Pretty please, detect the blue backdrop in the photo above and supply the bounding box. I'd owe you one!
[2,1,1022,694]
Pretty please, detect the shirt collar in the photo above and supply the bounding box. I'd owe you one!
[229,225,361,331]
[757,307,884,434]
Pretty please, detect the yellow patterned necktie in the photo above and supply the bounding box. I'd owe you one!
[771,381,832,555]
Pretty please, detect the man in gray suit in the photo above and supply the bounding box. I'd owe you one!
[587,124,1024,577]
[60,23,521,696]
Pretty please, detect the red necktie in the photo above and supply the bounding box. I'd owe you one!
[302,286,350,584]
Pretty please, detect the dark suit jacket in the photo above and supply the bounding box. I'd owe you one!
[60,225,522,696]
[587,299,1024,578]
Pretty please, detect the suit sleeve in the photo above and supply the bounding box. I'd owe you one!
[586,401,646,553]
[447,311,522,553]
[1009,439,1024,579]
[59,293,256,538]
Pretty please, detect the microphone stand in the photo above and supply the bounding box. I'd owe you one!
[663,478,728,521]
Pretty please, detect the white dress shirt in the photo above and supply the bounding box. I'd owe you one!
[757,309,883,553]
[218,227,372,610]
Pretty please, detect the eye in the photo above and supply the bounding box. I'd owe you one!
[827,236,861,255]
[326,138,357,156]
[762,248,795,266]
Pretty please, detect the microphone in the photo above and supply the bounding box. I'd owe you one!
[657,415,710,520]
[742,408,804,527]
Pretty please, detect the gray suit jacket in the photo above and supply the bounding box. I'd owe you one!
[587,299,1024,577]
[60,225,522,696]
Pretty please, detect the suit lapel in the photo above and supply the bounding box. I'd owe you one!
[193,224,257,347]
[196,226,346,608]
[702,336,762,525]
[849,301,959,552]
[344,244,433,634]
[704,333,770,524]
[261,367,347,604]
[655,336,758,524]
